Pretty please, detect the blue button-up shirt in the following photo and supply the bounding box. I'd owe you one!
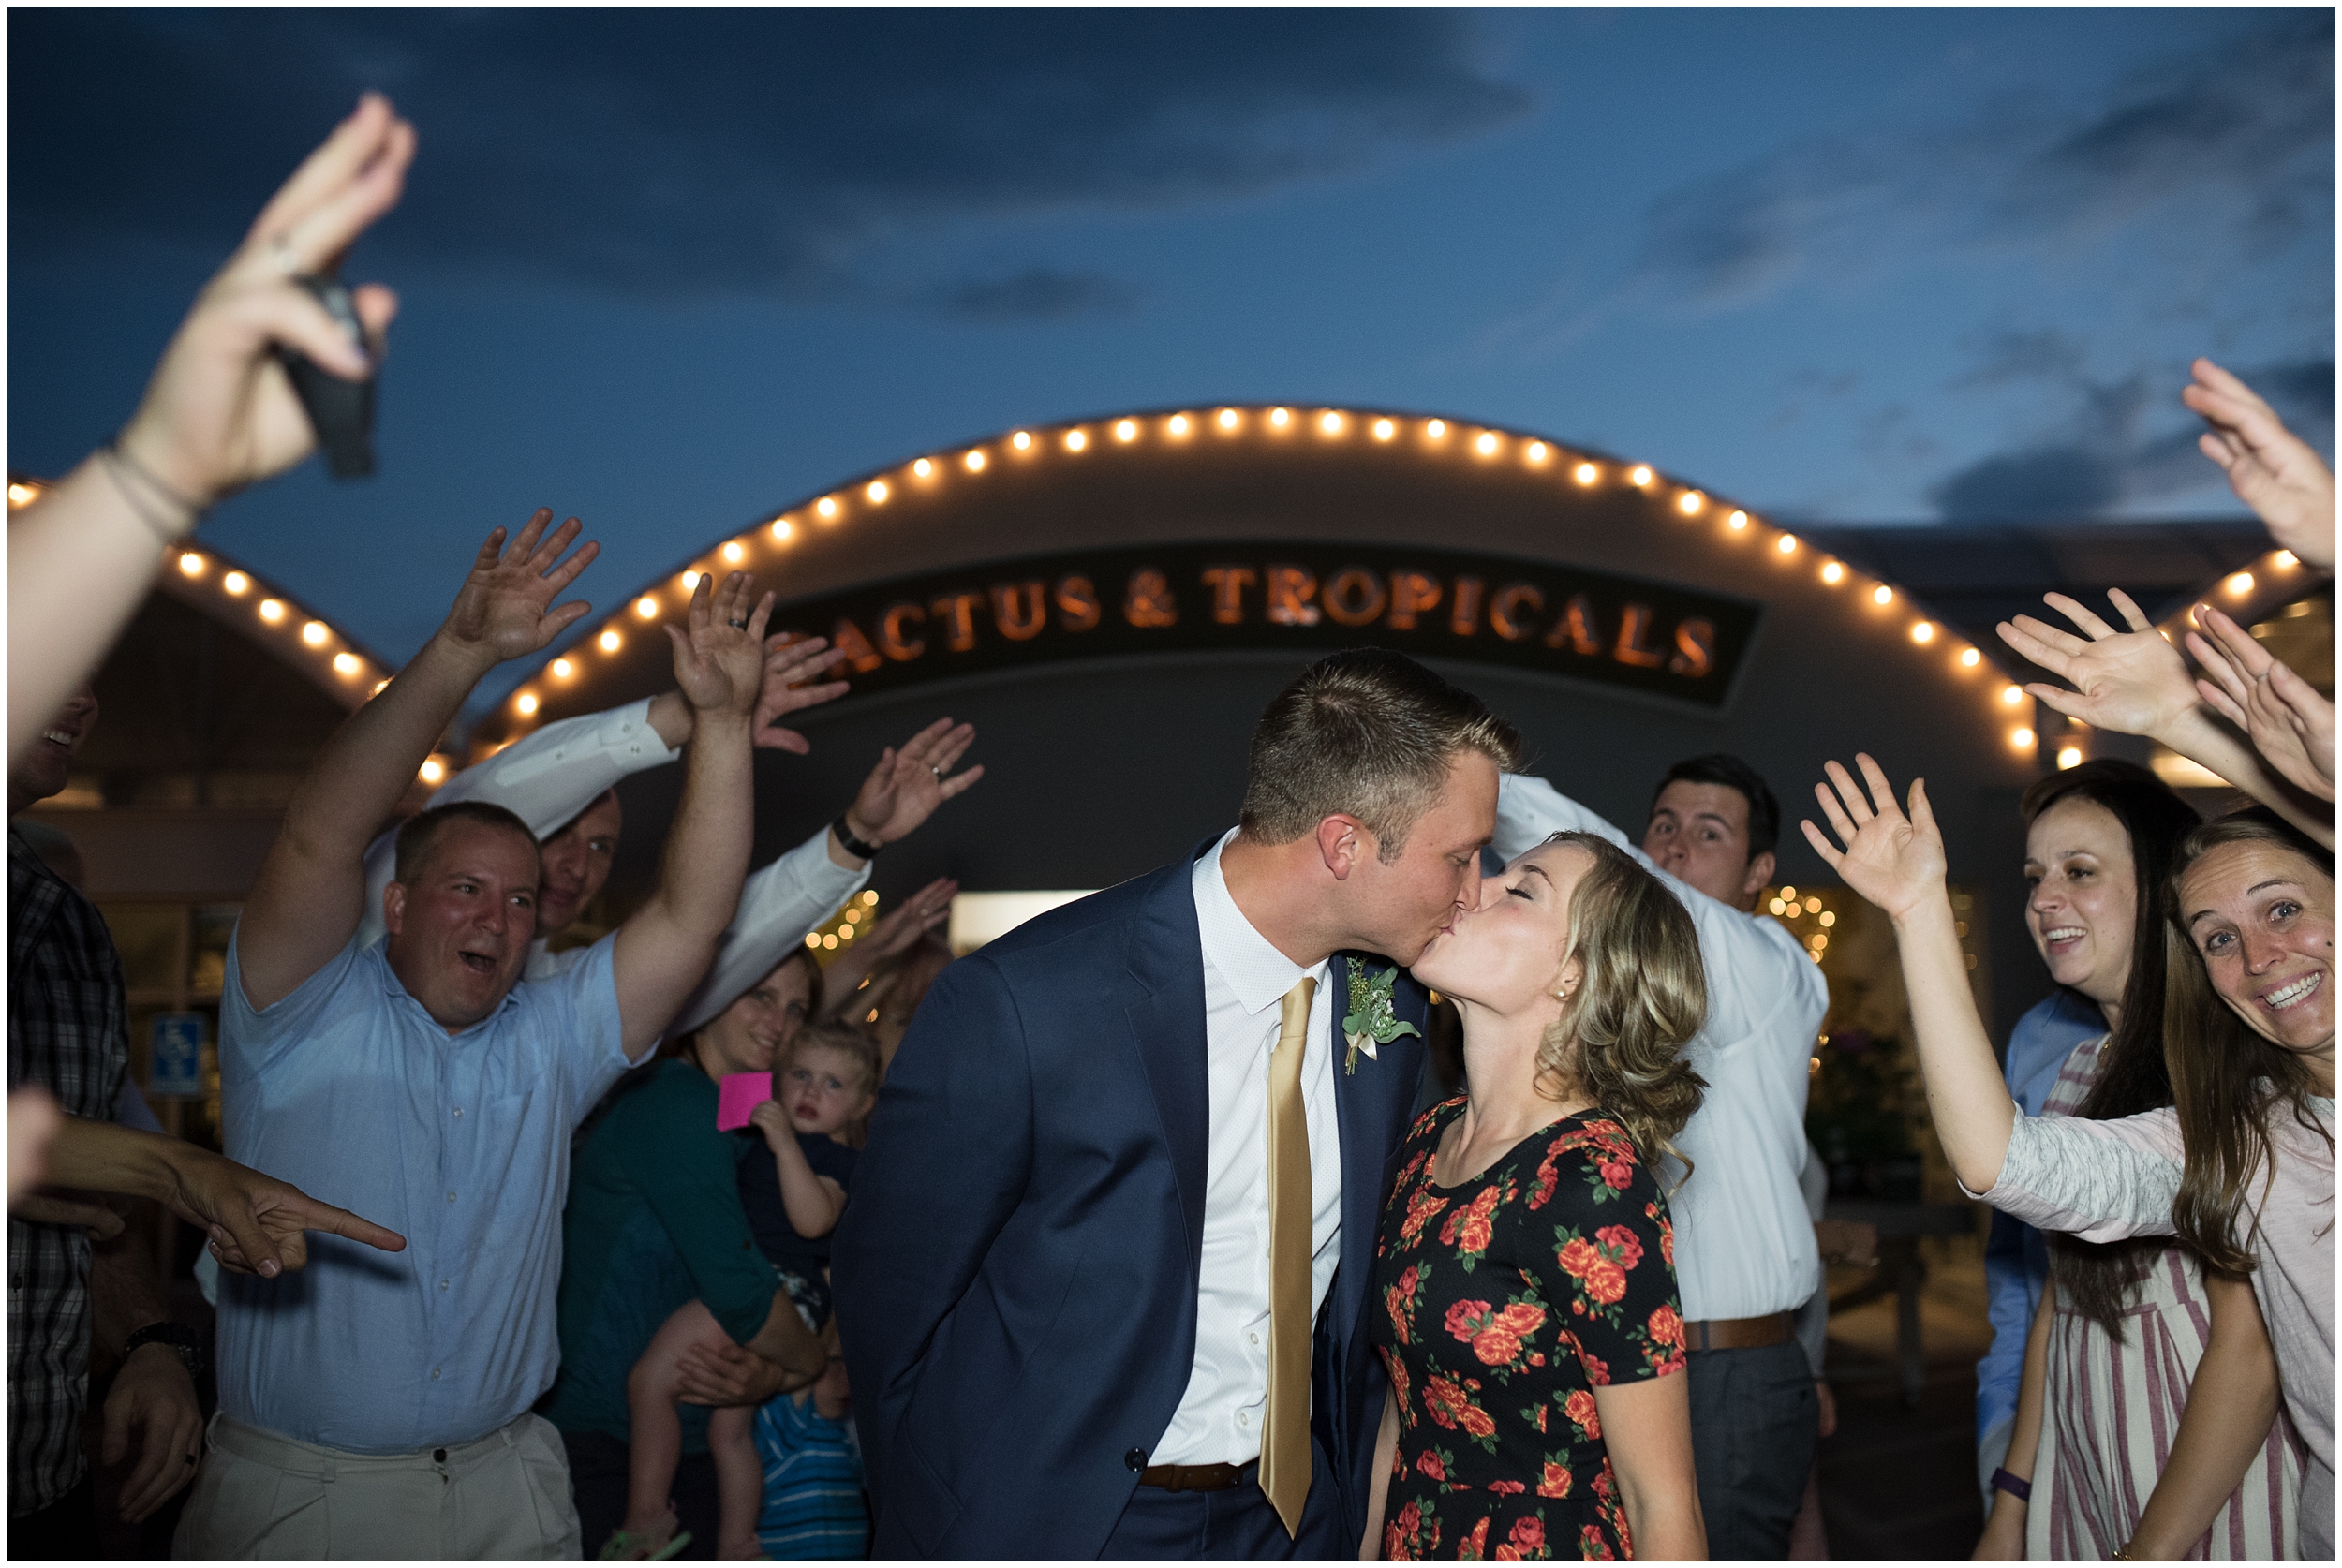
[215,929,632,1453]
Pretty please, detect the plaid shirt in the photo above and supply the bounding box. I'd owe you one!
[7,829,128,1516]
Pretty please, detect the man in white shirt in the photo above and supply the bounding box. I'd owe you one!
[1496,754,1827,1561]
[355,636,982,1045]
[835,650,1519,1559]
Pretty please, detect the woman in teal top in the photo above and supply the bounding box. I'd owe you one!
[543,950,828,1557]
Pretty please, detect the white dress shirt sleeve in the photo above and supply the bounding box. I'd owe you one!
[668,826,872,1040]
[356,698,683,950]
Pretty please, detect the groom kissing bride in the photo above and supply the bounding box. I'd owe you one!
[835,648,1712,1560]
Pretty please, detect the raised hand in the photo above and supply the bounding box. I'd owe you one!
[2188,603,2336,802]
[2183,358,2335,570]
[440,509,599,666]
[115,95,414,508]
[842,719,984,848]
[753,636,852,753]
[748,1098,793,1150]
[1801,754,1947,923]
[1996,588,2197,741]
[859,878,960,963]
[669,571,775,718]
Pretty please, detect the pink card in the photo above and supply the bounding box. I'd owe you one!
[716,1072,773,1132]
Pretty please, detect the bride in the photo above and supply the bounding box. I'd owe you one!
[1364,831,1710,1561]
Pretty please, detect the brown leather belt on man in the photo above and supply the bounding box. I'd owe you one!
[1683,1311,1793,1352]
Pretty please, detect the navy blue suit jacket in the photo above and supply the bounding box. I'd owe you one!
[831,846,1430,1559]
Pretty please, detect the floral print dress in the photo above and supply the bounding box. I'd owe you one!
[1371,1098,1687,1561]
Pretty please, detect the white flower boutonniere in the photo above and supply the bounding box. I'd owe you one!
[1342,962,1422,1074]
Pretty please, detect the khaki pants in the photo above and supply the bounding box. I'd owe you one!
[172,1410,581,1561]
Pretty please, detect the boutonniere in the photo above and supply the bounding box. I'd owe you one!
[1343,962,1422,1074]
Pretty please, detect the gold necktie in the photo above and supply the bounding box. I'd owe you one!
[1259,974,1315,1536]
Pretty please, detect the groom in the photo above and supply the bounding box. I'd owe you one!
[833,649,1519,1558]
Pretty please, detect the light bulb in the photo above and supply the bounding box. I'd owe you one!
[1217,408,1239,430]
[1629,466,1653,486]
[1013,431,1033,450]
[1820,560,1844,583]
[1475,432,1499,456]
[259,599,286,623]
[1775,535,1798,555]
[1168,414,1191,436]
[1526,442,1549,463]
[2057,746,2083,770]
[1064,429,1087,451]
[178,553,206,577]
[516,692,539,717]
[223,571,250,595]
[722,541,745,564]
[635,597,659,619]
[2226,571,2253,596]
[1574,463,1598,485]
[301,621,329,647]
[2010,727,2035,749]
[420,759,446,784]
[867,481,889,502]
[1960,647,1980,668]
[912,458,933,478]
[599,629,622,653]
[964,450,986,471]
[1269,407,1290,427]
[679,571,700,590]
[1319,410,1343,435]
[552,658,574,678]
[1873,585,1894,606]
[2001,685,2023,705]
[816,496,839,517]
[1116,419,1138,442]
[1677,491,1703,515]
[1372,419,1395,440]
[771,519,793,541]
[1911,622,1935,643]
[333,653,361,676]
[1426,420,1446,438]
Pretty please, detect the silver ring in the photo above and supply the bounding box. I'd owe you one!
[728,618,749,630]
[267,236,303,277]
[929,765,944,780]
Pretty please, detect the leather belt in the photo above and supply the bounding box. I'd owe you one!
[1139,1460,1255,1493]
[1684,1311,1792,1351]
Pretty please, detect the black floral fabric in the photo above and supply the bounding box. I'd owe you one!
[1371,1098,1687,1561]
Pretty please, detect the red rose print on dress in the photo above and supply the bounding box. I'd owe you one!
[1593,1224,1643,1271]
[1386,1499,1423,1561]
[1458,1516,1490,1561]
[1401,1187,1448,1244]
[1439,1184,1504,1263]
[1536,1460,1571,1499]
[1492,1515,1547,1561]
[1563,1388,1602,1441]
[1578,1523,1615,1561]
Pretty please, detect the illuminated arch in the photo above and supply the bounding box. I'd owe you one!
[473,404,2033,765]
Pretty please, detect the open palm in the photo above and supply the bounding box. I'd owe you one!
[1801,754,1947,922]
[1996,588,2195,740]
[669,571,775,717]
[442,508,599,664]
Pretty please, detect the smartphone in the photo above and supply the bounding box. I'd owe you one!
[275,275,378,479]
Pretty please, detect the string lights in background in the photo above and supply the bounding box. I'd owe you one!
[803,888,883,956]
[522,406,2010,732]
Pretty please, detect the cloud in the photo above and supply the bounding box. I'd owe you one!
[1492,11,2331,348]
[7,10,1533,302]
[1927,354,2334,521]
[920,267,1137,322]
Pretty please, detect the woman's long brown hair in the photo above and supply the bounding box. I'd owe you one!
[1533,832,1709,1184]
[2161,809,2335,1276]
[2022,762,2200,1337]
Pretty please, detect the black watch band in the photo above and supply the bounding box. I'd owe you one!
[832,814,882,860]
[123,1320,207,1380]
[1991,1466,2033,1504]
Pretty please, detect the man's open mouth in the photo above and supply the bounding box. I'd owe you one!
[459,952,497,974]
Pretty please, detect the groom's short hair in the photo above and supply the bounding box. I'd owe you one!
[1239,649,1519,862]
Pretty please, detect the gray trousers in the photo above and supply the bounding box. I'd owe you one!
[172,1410,580,1561]
[1687,1342,1817,1561]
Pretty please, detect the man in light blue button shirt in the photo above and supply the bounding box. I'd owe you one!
[174,512,824,1560]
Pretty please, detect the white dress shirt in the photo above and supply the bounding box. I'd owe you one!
[1151,829,1345,1465]
[356,696,869,1025]
[1496,774,1826,1323]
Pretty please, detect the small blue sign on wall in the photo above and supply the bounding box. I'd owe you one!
[149,1013,205,1099]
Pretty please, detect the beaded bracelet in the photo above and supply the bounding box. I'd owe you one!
[96,438,207,544]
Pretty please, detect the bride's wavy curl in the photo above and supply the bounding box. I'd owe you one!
[1533,832,1710,1184]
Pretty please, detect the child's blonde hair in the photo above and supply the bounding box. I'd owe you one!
[787,1020,880,1100]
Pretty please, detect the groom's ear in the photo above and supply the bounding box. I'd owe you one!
[1317,814,1370,880]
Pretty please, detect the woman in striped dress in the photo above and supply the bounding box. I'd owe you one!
[1956,764,2301,1560]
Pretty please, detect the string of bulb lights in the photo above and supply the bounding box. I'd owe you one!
[501,405,2062,752]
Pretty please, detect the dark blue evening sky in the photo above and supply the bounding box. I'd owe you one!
[9,8,2331,700]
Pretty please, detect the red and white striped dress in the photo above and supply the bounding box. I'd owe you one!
[2026,1034,2305,1561]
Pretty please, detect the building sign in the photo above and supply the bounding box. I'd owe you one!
[772,541,1760,708]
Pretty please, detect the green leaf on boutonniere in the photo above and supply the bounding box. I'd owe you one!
[1343,962,1423,1074]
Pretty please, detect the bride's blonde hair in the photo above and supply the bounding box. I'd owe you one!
[1533,832,1709,1180]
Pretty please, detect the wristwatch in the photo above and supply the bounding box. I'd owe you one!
[831,814,883,860]
[123,1320,207,1380]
